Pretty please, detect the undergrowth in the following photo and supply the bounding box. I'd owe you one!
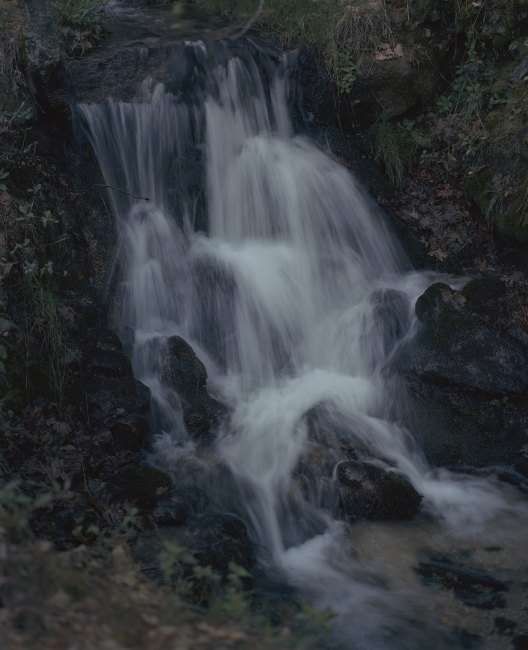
[200,0,391,90]
[52,0,110,56]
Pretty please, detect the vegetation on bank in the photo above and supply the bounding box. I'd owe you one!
[52,0,110,55]
[200,0,528,249]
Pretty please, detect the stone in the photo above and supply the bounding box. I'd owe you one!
[412,283,528,395]
[337,460,422,520]
[181,514,253,578]
[110,414,151,452]
[401,283,528,465]
[106,466,173,509]
[67,328,151,430]
[161,336,228,441]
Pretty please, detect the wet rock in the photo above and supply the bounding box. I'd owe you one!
[161,336,228,441]
[415,555,508,609]
[461,278,506,320]
[181,514,253,578]
[412,283,528,394]
[337,460,422,520]
[68,328,151,430]
[294,442,341,511]
[106,466,172,509]
[152,500,189,527]
[110,414,151,452]
[402,283,528,465]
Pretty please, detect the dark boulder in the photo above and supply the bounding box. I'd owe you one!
[68,328,151,431]
[161,336,228,441]
[105,466,172,509]
[402,283,528,465]
[110,414,151,452]
[180,514,253,577]
[413,283,528,395]
[337,460,422,520]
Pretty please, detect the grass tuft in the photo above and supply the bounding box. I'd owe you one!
[369,115,415,187]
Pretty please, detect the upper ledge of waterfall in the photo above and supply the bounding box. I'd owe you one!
[47,2,283,108]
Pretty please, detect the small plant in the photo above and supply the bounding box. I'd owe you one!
[158,540,197,585]
[118,505,139,536]
[334,51,359,94]
[369,115,416,186]
[52,0,109,55]
[489,396,513,409]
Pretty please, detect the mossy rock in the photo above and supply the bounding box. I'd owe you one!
[461,278,506,304]
[108,466,173,508]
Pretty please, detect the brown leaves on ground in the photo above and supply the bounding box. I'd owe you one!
[387,164,486,260]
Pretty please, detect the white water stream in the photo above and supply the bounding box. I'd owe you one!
[78,44,528,649]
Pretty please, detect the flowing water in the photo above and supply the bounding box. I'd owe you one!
[77,39,528,649]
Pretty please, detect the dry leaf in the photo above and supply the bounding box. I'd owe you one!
[375,44,404,61]
[428,249,448,261]
[502,271,523,286]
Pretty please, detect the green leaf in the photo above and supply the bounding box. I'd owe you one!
[0,345,7,360]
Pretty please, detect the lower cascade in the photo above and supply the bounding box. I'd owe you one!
[78,39,528,649]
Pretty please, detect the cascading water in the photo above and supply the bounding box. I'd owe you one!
[78,39,528,649]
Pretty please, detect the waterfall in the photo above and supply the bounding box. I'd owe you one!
[77,39,528,649]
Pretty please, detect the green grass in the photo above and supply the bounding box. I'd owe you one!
[29,279,66,403]
[200,0,391,81]
[369,116,415,187]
